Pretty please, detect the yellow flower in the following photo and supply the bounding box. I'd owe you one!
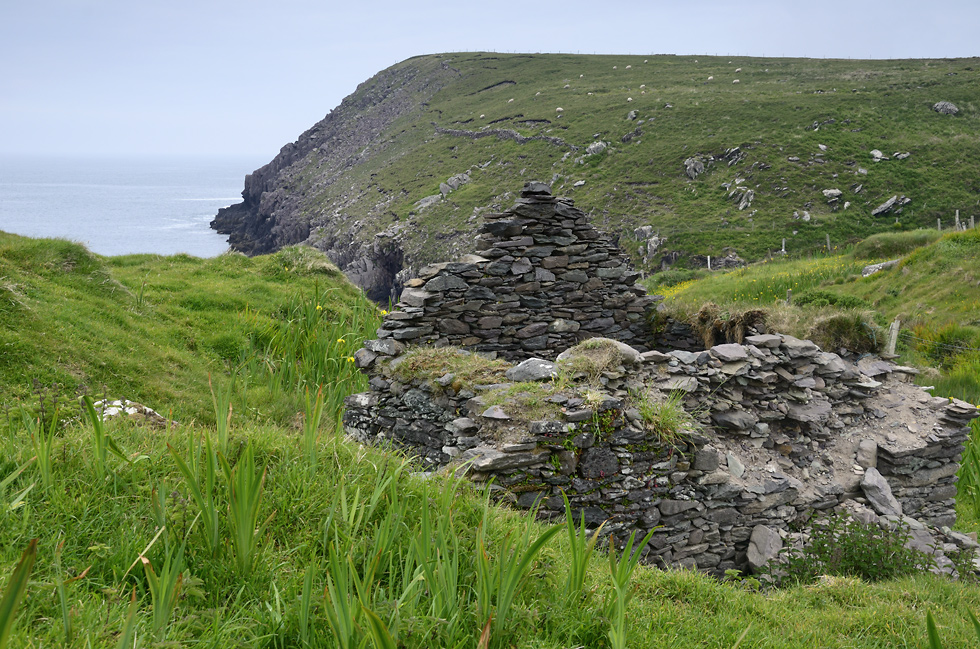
[316,305,322,311]
[337,338,345,344]
[347,356,355,362]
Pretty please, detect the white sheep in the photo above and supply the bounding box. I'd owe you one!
[707,76,713,81]
[732,79,740,84]
[627,97,633,102]
[735,67,741,72]
[507,98,514,103]
[625,65,631,69]
[556,107,563,112]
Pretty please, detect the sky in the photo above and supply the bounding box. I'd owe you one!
[2,0,977,160]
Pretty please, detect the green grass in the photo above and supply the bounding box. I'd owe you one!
[2,235,980,646]
[0,232,382,426]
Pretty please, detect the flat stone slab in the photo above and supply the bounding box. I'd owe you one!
[505,358,558,382]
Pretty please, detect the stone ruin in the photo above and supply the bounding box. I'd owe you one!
[352,181,658,364]
[344,182,980,576]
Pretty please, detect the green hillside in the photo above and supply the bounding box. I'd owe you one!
[213,52,980,299]
[2,234,980,647]
[0,231,379,423]
[657,227,980,402]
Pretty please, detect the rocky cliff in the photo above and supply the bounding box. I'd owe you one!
[212,52,980,302]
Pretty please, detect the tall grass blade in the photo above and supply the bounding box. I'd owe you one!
[562,491,604,601]
[299,562,315,647]
[208,373,235,454]
[362,606,397,649]
[0,538,37,649]
[219,444,273,576]
[27,411,55,490]
[115,587,139,649]
[54,540,72,644]
[926,611,943,649]
[607,529,656,649]
[303,386,325,469]
[168,435,221,559]
[323,544,361,649]
[140,543,185,640]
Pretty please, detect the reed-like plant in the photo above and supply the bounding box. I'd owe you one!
[80,395,129,479]
[475,503,562,646]
[561,491,605,602]
[219,443,273,576]
[115,587,139,649]
[0,458,35,513]
[209,373,235,454]
[168,430,221,559]
[140,543,185,640]
[0,539,37,649]
[298,562,316,648]
[26,410,56,491]
[322,544,362,649]
[302,385,325,469]
[606,529,656,649]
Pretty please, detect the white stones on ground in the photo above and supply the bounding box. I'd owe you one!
[861,467,903,516]
[746,525,783,572]
[872,195,899,216]
[684,157,705,179]
[861,259,899,277]
[870,149,886,162]
[505,358,558,382]
[573,180,585,187]
[822,188,842,200]
[933,101,959,115]
[585,141,607,156]
[415,195,441,209]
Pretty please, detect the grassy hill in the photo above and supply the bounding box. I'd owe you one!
[0,231,379,424]
[213,52,980,299]
[3,234,980,646]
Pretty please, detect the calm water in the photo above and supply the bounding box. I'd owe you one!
[0,155,267,257]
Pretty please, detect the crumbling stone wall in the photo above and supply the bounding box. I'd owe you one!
[344,181,980,576]
[354,182,657,365]
[344,337,978,575]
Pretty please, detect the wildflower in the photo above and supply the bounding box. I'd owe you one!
[337,338,345,344]
[347,357,355,363]
[316,305,322,311]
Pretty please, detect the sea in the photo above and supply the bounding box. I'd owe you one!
[0,155,268,258]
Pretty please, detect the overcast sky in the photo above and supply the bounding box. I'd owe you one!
[2,0,977,159]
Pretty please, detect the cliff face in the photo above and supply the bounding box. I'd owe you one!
[212,52,980,301]
[211,56,459,269]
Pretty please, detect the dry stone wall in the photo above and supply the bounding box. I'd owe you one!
[344,181,980,576]
[354,182,658,365]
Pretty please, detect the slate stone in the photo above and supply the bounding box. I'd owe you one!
[711,343,748,362]
[746,525,783,572]
[579,447,619,478]
[505,358,557,382]
[711,410,758,431]
[861,468,902,516]
[424,275,469,292]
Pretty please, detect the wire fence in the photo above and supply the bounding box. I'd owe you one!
[898,330,980,354]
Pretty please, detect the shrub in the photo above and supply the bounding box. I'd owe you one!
[851,229,942,260]
[766,512,936,586]
[795,289,869,310]
[808,312,881,353]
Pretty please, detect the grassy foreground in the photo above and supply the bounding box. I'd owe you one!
[3,233,980,647]
[4,418,980,648]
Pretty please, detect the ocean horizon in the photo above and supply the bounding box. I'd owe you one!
[0,154,268,257]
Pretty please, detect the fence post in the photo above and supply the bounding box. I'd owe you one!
[781,238,786,254]
[972,215,976,230]
[885,319,901,356]
[826,233,831,252]
[786,289,792,305]
[707,255,711,271]
[938,218,942,232]
[956,210,960,230]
